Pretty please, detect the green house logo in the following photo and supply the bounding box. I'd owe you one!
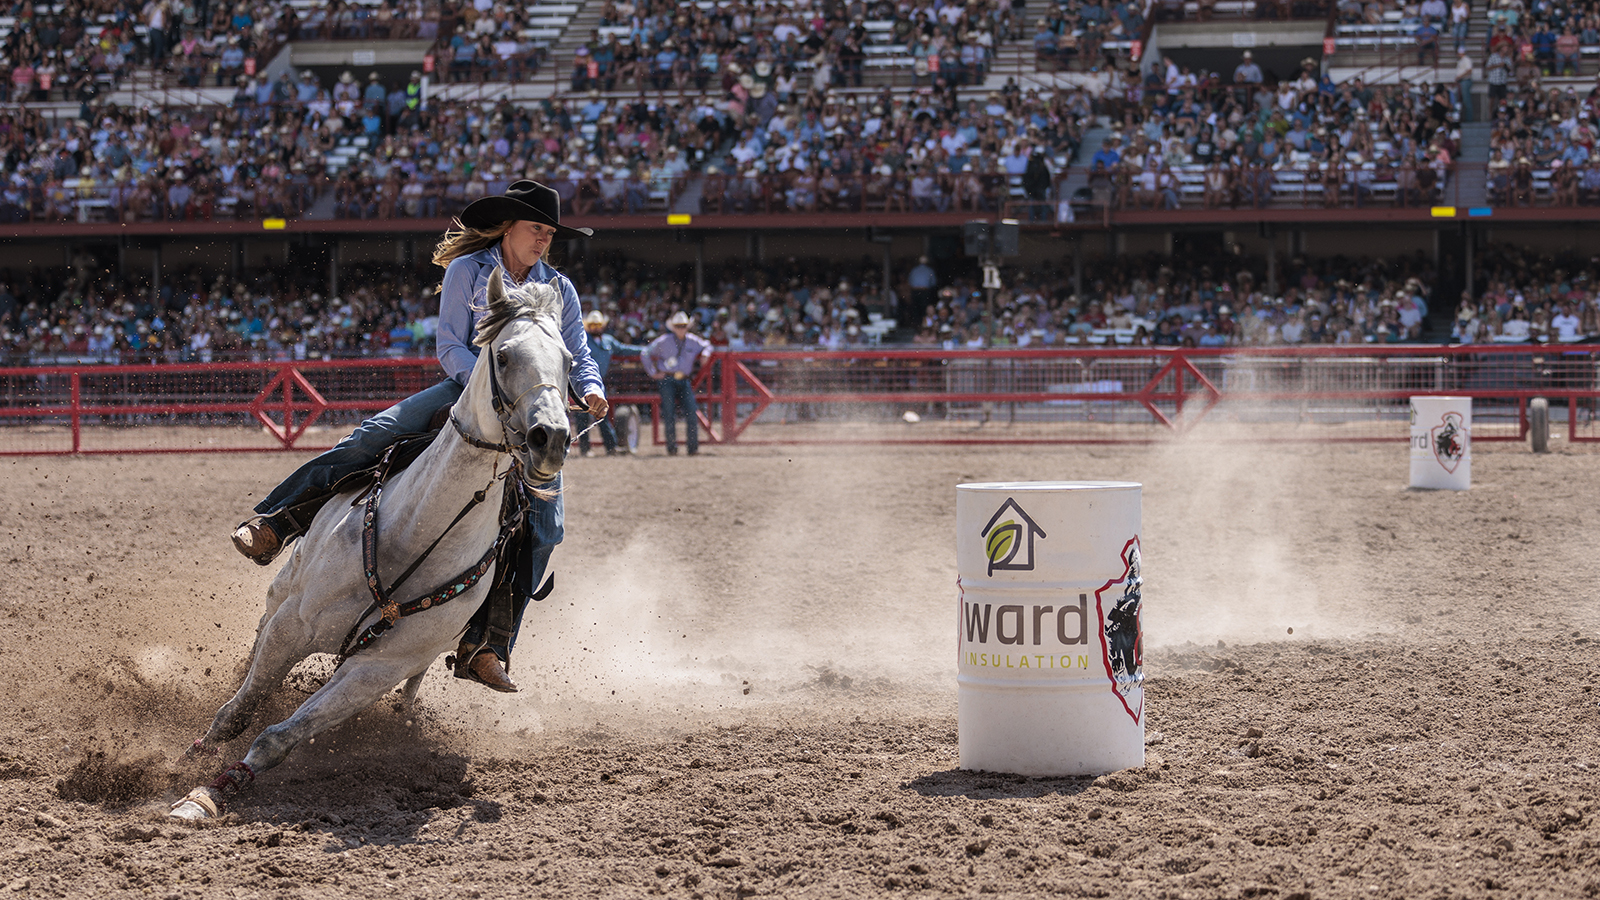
[980,498,1046,577]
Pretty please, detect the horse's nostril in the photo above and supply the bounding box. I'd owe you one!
[526,426,568,456]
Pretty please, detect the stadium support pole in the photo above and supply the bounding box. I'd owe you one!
[868,226,893,315]
[1072,237,1082,298]
[881,243,891,312]
[329,241,339,301]
[1463,223,1474,301]
[1265,226,1277,295]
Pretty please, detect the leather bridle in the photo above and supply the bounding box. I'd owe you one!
[450,349,564,468]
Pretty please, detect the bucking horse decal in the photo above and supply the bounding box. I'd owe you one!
[1095,537,1143,725]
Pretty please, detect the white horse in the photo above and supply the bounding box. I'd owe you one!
[170,269,571,820]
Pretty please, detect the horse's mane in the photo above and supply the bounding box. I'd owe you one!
[473,272,563,348]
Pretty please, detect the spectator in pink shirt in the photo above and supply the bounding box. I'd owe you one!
[10,59,36,100]
[1555,27,1581,76]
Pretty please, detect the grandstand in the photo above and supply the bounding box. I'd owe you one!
[1,0,1599,369]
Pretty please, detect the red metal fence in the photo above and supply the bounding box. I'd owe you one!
[2,345,1597,455]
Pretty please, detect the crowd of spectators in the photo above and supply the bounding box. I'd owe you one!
[1477,0,1600,81]
[0,0,1105,223]
[16,243,1600,368]
[1032,0,1146,72]
[0,257,438,364]
[31,47,1476,224]
[1086,54,1464,210]
[0,66,1100,223]
[901,250,1442,347]
[576,0,1017,96]
[0,0,308,103]
[0,0,547,113]
[1416,0,1600,208]
[694,79,1080,215]
[0,250,911,363]
[19,0,1600,222]
[1449,245,1600,342]
[1319,0,1600,209]
[305,75,1088,220]
[1480,71,1600,206]
[19,244,1585,367]
[1,1,138,105]
[1,100,328,223]
[20,0,1600,229]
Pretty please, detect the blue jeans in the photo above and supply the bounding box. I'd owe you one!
[573,409,618,453]
[658,376,697,453]
[256,378,465,516]
[462,471,563,657]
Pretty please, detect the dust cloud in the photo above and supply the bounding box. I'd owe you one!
[15,439,1426,766]
[1138,437,1386,648]
[417,460,962,739]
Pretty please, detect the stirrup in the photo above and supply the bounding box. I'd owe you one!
[449,644,518,693]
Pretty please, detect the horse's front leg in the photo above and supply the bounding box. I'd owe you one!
[171,657,423,819]
[185,592,314,758]
[399,672,425,714]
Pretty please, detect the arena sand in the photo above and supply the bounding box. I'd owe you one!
[0,436,1598,899]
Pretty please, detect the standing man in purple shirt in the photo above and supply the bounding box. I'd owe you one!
[642,311,712,455]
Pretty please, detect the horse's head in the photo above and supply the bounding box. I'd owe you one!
[468,268,573,483]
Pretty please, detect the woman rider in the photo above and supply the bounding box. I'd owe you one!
[230,181,608,692]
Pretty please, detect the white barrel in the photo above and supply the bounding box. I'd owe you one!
[1410,396,1471,491]
[956,482,1143,777]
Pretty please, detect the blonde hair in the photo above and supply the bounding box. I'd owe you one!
[431,219,516,269]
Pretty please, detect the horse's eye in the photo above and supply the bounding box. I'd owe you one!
[496,349,509,367]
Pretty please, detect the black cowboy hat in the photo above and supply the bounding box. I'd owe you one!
[460,180,594,239]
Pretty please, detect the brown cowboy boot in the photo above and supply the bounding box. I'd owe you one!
[231,520,283,565]
[453,582,521,692]
[455,642,519,692]
[231,490,338,566]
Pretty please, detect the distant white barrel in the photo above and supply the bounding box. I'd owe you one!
[1410,396,1471,490]
[956,482,1143,777]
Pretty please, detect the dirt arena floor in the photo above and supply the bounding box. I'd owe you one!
[2,432,1599,899]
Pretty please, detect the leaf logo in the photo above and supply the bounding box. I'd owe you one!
[979,499,1045,577]
[985,520,1021,569]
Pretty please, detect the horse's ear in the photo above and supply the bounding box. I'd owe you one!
[543,277,564,316]
[487,267,507,309]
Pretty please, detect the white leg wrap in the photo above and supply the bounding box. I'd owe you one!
[168,787,220,820]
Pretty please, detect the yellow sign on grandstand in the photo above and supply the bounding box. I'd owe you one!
[1430,207,1456,218]
[667,214,692,225]
[262,218,288,230]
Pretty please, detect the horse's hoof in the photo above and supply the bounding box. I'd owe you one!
[168,787,220,820]
[182,739,217,761]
